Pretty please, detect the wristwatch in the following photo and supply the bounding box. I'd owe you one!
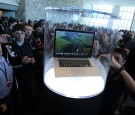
[117,66,125,74]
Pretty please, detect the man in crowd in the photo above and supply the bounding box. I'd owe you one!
[25,23,37,54]
[92,38,102,58]
[1,24,36,114]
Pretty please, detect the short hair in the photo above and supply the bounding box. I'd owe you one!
[12,24,25,32]
[25,23,33,28]
[8,19,17,26]
[113,47,127,60]
[33,22,42,30]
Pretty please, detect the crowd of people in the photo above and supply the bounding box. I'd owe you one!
[0,16,135,115]
[0,17,44,115]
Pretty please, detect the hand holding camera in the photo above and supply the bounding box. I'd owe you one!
[0,34,11,44]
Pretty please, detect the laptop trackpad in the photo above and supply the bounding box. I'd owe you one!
[55,68,87,77]
[71,68,87,77]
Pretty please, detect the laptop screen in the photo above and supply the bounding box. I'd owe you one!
[54,29,95,57]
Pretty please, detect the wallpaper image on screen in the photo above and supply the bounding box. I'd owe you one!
[55,30,94,57]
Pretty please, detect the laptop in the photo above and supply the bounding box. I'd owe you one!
[53,29,102,77]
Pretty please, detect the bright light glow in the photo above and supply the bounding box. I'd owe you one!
[44,68,105,98]
[90,4,113,28]
[118,6,135,30]
[0,11,2,17]
[93,5,113,13]
[72,14,78,21]
[90,18,108,27]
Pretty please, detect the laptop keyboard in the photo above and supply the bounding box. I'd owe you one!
[59,59,92,67]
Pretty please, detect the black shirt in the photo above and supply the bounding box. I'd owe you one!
[125,40,135,80]
[2,40,33,66]
[99,70,125,115]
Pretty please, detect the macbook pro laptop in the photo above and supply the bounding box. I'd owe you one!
[53,29,102,77]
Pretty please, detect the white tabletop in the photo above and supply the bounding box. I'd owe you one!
[44,57,107,99]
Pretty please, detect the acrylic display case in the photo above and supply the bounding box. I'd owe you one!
[43,0,120,99]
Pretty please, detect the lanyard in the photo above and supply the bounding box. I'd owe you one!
[0,62,8,81]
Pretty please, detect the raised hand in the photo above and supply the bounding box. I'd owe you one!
[0,34,11,44]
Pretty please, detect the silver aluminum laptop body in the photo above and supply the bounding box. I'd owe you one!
[53,29,101,77]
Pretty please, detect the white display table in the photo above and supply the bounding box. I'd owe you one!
[44,57,107,98]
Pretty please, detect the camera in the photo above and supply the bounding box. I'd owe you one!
[7,37,15,42]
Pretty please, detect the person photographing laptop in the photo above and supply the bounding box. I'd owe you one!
[99,47,135,115]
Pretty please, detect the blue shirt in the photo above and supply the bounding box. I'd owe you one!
[0,56,13,99]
